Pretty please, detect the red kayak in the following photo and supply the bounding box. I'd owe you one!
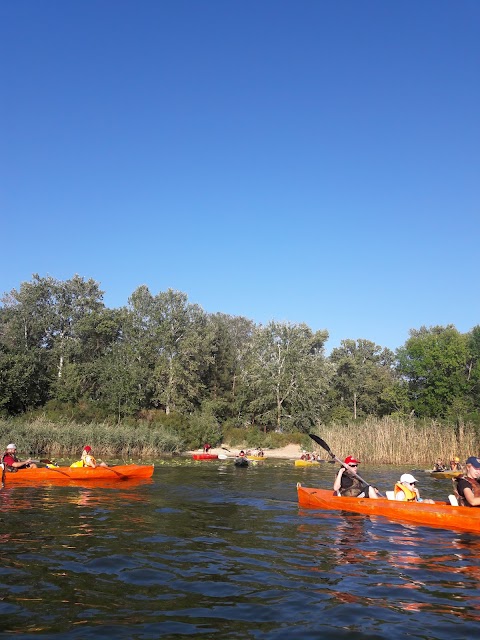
[192,453,218,460]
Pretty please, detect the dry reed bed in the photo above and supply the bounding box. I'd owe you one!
[313,417,479,466]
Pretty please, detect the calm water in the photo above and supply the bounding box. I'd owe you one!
[1,459,479,639]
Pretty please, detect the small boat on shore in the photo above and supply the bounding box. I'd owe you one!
[297,484,480,534]
[1,464,154,484]
[192,453,219,460]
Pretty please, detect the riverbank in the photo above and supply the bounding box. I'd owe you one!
[190,444,303,459]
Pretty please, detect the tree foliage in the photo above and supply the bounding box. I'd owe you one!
[1,275,479,429]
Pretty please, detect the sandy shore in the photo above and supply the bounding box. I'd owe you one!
[189,444,303,459]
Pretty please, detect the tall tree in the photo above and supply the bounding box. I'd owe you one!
[328,339,396,420]
[127,287,214,414]
[396,325,469,418]
[240,321,330,432]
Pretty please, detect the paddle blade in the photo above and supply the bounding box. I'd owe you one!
[218,454,229,460]
[308,434,333,457]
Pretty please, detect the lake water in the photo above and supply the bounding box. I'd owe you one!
[1,458,479,639]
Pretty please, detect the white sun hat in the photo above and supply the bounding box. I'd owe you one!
[400,473,417,484]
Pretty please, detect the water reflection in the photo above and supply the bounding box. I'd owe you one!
[1,463,480,639]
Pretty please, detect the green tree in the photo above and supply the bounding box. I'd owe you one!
[127,287,214,415]
[396,325,469,418]
[240,321,330,432]
[328,339,396,419]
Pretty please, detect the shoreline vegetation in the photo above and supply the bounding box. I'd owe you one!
[1,416,478,465]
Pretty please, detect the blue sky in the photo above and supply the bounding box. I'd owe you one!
[1,0,479,353]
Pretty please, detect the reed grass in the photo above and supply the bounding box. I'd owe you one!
[311,417,480,466]
[0,417,183,460]
[1,415,479,465]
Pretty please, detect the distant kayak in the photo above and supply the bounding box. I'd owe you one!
[295,460,322,467]
[427,469,462,479]
[192,453,219,460]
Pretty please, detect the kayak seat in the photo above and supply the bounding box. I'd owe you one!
[448,494,459,507]
[385,491,395,500]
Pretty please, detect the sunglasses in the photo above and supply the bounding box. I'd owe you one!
[349,464,358,468]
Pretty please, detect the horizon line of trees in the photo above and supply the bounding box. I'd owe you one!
[1,274,479,430]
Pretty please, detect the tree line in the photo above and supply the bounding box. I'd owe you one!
[1,274,479,431]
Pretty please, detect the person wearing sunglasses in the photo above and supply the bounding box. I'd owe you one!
[394,473,434,503]
[333,455,379,499]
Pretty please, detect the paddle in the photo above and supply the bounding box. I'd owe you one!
[308,434,384,497]
[104,466,126,479]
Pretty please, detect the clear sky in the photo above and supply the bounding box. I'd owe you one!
[1,0,479,353]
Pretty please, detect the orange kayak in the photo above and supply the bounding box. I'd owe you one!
[297,483,480,534]
[1,464,154,484]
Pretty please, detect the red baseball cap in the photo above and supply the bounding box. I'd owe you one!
[344,455,360,464]
[83,446,92,452]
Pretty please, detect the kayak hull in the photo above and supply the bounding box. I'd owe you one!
[2,464,154,484]
[295,460,321,466]
[192,453,218,460]
[297,484,480,534]
[428,470,462,479]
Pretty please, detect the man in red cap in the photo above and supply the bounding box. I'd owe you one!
[333,455,379,499]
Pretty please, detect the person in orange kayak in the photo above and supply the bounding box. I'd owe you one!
[454,457,480,507]
[333,455,379,499]
[394,473,434,503]
[2,444,37,471]
[70,445,109,469]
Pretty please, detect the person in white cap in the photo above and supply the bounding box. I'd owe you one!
[2,444,37,471]
[394,473,434,503]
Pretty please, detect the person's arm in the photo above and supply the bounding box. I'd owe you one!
[462,486,480,507]
[333,468,344,494]
[7,457,33,468]
[395,489,405,501]
[84,455,96,468]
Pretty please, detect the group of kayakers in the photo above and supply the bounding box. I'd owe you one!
[1,444,108,473]
[433,457,464,472]
[300,451,323,462]
[333,454,480,507]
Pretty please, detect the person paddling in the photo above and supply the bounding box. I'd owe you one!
[333,455,379,499]
[454,457,480,507]
[2,444,37,471]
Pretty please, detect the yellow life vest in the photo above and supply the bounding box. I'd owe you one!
[394,482,417,502]
[70,454,96,468]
